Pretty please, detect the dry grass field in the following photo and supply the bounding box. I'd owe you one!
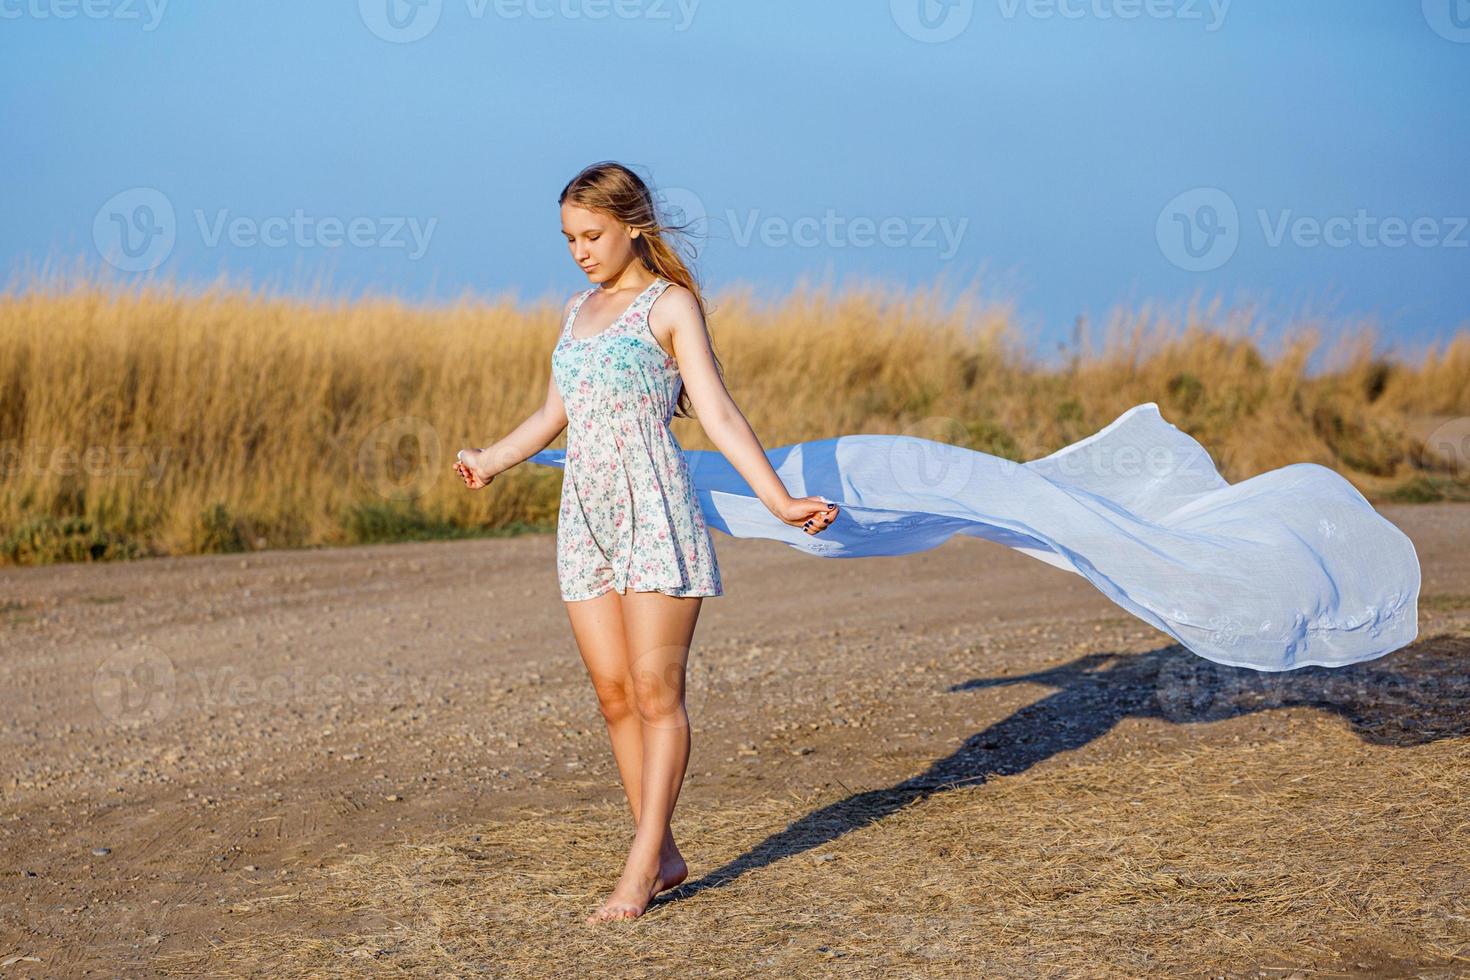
[2,269,1468,566]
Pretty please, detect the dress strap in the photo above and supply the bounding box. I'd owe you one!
[640,277,672,311]
[625,278,675,354]
[562,286,597,340]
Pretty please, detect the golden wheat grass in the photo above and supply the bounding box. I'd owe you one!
[2,268,1467,565]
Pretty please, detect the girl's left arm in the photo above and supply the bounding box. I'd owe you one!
[656,287,838,532]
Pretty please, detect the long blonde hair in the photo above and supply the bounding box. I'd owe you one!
[559,160,723,420]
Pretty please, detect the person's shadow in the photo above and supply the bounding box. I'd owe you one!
[663,631,1468,905]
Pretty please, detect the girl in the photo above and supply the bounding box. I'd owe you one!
[453,160,840,923]
[455,164,1421,926]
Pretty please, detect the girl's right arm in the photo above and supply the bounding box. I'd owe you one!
[475,369,567,479]
[454,297,574,488]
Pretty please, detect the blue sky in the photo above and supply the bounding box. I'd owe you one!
[3,0,1467,365]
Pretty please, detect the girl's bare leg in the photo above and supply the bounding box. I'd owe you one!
[572,588,702,922]
[563,589,695,908]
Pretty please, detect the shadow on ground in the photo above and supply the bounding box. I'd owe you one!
[667,632,1469,904]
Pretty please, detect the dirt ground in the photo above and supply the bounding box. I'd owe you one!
[2,504,1468,978]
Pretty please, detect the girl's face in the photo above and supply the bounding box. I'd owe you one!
[561,202,638,285]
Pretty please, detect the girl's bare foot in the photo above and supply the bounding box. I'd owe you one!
[586,841,687,924]
[656,840,688,896]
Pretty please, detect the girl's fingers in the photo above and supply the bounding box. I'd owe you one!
[803,503,838,533]
[790,499,837,532]
[802,515,828,533]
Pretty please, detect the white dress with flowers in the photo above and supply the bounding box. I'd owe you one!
[538,277,722,602]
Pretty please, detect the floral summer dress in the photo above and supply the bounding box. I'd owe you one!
[550,276,723,602]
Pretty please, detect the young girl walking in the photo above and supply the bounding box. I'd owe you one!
[453,161,840,923]
[453,162,1421,924]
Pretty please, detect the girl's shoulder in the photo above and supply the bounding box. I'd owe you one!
[561,285,594,317]
[649,280,700,320]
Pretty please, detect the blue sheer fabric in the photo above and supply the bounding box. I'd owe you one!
[529,402,1420,671]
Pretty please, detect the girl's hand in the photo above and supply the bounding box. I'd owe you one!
[776,495,840,535]
[453,449,496,491]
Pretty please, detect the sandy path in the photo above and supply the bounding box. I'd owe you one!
[1,504,1466,976]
